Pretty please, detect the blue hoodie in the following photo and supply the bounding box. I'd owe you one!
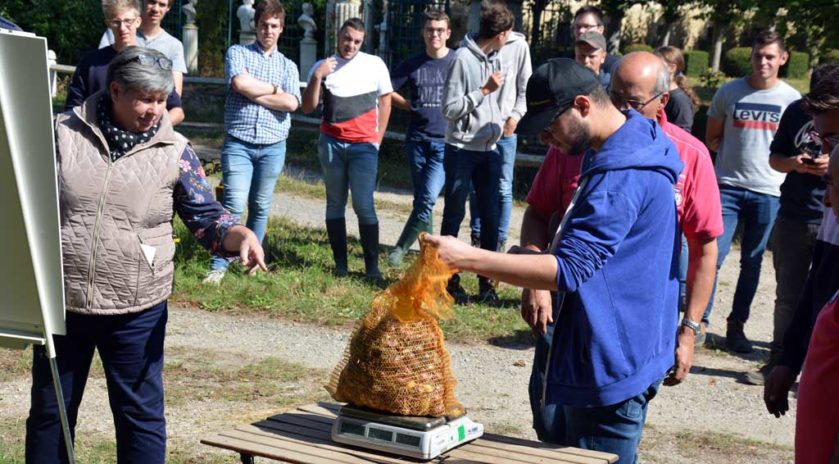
[547,110,683,407]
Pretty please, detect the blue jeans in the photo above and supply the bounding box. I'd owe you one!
[317,133,379,225]
[210,135,286,271]
[469,134,516,244]
[441,145,501,251]
[406,140,446,224]
[26,302,168,464]
[528,304,660,463]
[703,185,779,324]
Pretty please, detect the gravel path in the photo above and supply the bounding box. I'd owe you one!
[0,158,795,462]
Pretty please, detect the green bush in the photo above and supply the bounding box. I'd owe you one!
[623,43,654,54]
[684,50,709,77]
[783,51,809,79]
[823,49,839,65]
[723,47,753,77]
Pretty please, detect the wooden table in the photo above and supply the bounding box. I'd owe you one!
[201,403,618,464]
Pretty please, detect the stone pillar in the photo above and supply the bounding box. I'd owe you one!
[237,0,256,44]
[299,37,317,81]
[183,24,198,74]
[47,50,57,97]
[239,31,255,44]
[362,0,375,51]
[327,0,361,55]
[182,0,199,74]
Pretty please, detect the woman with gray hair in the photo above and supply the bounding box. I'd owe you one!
[25,46,267,463]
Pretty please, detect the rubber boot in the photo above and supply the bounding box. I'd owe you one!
[446,273,469,305]
[325,218,348,276]
[388,218,431,267]
[359,222,382,280]
[478,276,500,306]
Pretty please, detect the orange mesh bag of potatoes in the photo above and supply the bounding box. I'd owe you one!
[325,236,464,417]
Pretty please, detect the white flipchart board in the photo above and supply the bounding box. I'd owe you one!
[0,28,66,351]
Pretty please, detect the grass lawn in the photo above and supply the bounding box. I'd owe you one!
[171,216,531,345]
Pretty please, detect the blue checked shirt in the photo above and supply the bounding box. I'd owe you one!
[224,42,301,145]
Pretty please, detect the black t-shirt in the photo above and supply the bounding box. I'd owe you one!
[664,88,694,132]
[390,50,454,142]
[769,99,826,224]
[66,46,182,112]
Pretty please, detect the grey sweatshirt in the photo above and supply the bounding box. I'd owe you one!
[497,31,532,123]
[442,34,503,152]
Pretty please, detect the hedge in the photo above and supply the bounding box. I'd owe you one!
[723,47,752,77]
[783,51,809,79]
[824,49,839,65]
[623,43,654,54]
[684,50,709,77]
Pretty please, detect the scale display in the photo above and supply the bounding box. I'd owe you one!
[331,405,484,460]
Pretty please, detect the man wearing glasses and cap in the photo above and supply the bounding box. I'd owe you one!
[424,58,683,461]
[65,0,184,125]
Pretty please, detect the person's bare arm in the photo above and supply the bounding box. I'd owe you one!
[168,107,185,126]
[301,58,336,114]
[173,71,183,97]
[391,92,410,111]
[377,93,393,144]
[665,236,717,386]
[520,206,552,251]
[424,234,559,290]
[231,70,276,99]
[705,116,724,152]
[519,206,555,335]
[252,93,299,112]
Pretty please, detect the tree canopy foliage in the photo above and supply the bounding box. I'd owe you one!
[1,0,102,65]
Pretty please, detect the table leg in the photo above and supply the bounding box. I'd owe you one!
[240,453,255,464]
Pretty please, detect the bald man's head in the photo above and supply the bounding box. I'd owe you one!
[610,51,670,119]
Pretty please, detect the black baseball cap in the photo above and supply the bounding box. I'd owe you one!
[516,58,600,136]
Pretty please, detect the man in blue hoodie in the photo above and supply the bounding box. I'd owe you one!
[424,59,683,462]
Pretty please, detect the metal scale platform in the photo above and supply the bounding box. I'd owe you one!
[331,404,484,460]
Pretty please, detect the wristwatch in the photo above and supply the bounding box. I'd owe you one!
[681,318,702,335]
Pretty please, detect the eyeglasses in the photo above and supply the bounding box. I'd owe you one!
[424,27,448,36]
[107,17,138,29]
[121,53,174,71]
[610,90,664,111]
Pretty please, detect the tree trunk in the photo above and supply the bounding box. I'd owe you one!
[711,21,725,72]
[661,23,673,47]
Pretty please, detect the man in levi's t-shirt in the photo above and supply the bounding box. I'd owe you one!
[302,17,393,280]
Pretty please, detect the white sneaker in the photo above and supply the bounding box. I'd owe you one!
[202,269,226,285]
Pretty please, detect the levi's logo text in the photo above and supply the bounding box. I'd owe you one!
[732,102,782,131]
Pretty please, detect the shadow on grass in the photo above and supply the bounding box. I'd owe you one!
[487,330,534,349]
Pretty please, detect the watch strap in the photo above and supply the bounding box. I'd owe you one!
[681,318,701,335]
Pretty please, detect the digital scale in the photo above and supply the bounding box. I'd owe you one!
[331,405,484,460]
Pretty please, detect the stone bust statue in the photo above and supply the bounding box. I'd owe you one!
[297,3,317,38]
[182,0,198,25]
[237,0,255,33]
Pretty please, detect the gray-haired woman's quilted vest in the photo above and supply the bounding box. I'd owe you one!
[57,92,189,315]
